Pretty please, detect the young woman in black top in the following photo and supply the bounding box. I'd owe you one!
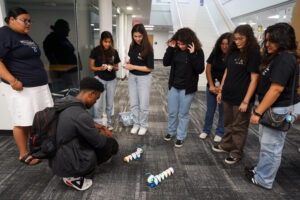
[200,32,232,142]
[213,25,261,164]
[246,23,300,189]
[89,31,120,130]
[163,28,204,147]
[123,24,154,135]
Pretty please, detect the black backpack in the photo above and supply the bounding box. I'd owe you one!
[29,102,83,159]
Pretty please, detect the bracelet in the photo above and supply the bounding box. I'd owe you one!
[242,101,248,105]
[253,109,263,117]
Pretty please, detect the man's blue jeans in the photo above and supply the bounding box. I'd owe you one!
[94,76,117,125]
[203,86,225,136]
[254,101,300,189]
[168,87,195,140]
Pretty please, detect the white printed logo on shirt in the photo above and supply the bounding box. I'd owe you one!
[20,40,38,52]
[137,53,143,60]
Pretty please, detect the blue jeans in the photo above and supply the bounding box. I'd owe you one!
[203,86,225,136]
[254,101,300,189]
[94,76,117,125]
[128,73,152,128]
[168,87,195,140]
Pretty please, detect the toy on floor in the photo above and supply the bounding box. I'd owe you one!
[123,145,144,163]
[146,167,174,187]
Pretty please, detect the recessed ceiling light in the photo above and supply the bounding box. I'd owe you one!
[90,24,95,26]
[127,6,133,10]
[132,15,136,18]
[268,15,280,19]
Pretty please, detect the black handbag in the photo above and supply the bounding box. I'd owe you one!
[259,72,296,132]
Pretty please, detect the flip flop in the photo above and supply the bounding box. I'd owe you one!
[19,154,41,165]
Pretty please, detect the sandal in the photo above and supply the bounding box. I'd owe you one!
[19,154,41,165]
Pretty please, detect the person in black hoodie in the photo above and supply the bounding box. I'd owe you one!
[163,28,204,147]
[50,77,118,191]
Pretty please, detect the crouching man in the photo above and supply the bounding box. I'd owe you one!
[49,77,118,191]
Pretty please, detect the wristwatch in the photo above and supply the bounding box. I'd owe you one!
[253,109,263,117]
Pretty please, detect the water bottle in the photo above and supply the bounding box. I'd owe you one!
[214,78,220,87]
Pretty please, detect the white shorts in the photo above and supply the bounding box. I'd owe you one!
[0,82,54,126]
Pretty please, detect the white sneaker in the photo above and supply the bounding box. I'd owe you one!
[107,125,113,131]
[130,126,139,134]
[138,127,147,135]
[213,135,222,142]
[199,132,208,139]
[63,177,93,191]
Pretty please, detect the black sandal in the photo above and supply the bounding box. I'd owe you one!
[19,154,38,165]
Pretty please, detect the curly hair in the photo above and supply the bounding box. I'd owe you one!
[129,24,153,60]
[170,27,202,51]
[94,31,115,64]
[260,23,298,72]
[225,24,259,65]
[212,32,232,57]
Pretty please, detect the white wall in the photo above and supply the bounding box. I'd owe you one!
[148,31,169,59]
[0,1,13,130]
[220,0,289,18]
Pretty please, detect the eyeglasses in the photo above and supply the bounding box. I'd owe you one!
[17,18,32,24]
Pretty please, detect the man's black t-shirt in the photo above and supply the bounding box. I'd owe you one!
[89,48,120,81]
[207,51,226,85]
[0,26,48,87]
[222,50,260,105]
[257,52,300,107]
[128,44,154,76]
[172,50,187,89]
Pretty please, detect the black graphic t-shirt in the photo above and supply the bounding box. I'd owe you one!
[0,26,48,87]
[128,44,154,76]
[257,52,300,107]
[206,51,226,85]
[222,50,260,105]
[90,48,120,81]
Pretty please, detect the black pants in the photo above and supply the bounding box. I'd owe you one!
[85,138,119,179]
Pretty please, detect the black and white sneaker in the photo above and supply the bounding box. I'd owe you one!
[224,156,240,164]
[212,144,227,153]
[245,171,271,190]
[245,166,256,175]
[164,134,173,141]
[63,177,93,191]
[175,140,183,148]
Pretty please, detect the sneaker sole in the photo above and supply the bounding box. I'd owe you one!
[212,145,227,153]
[224,158,240,165]
[174,144,183,148]
[63,179,92,191]
[164,137,172,141]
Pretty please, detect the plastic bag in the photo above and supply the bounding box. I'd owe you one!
[119,112,133,126]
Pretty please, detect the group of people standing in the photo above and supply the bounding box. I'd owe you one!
[0,6,299,191]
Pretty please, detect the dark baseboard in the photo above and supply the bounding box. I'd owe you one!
[0,130,13,136]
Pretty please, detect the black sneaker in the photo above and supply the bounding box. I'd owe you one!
[212,144,227,153]
[164,134,173,141]
[245,171,271,190]
[224,156,240,164]
[245,166,256,175]
[175,140,183,148]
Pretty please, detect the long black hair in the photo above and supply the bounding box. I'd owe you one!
[260,23,298,72]
[95,31,115,64]
[212,32,232,58]
[225,24,259,65]
[170,27,202,51]
[129,24,153,60]
[4,7,28,24]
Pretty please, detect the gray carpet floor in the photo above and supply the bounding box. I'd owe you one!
[0,61,300,200]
